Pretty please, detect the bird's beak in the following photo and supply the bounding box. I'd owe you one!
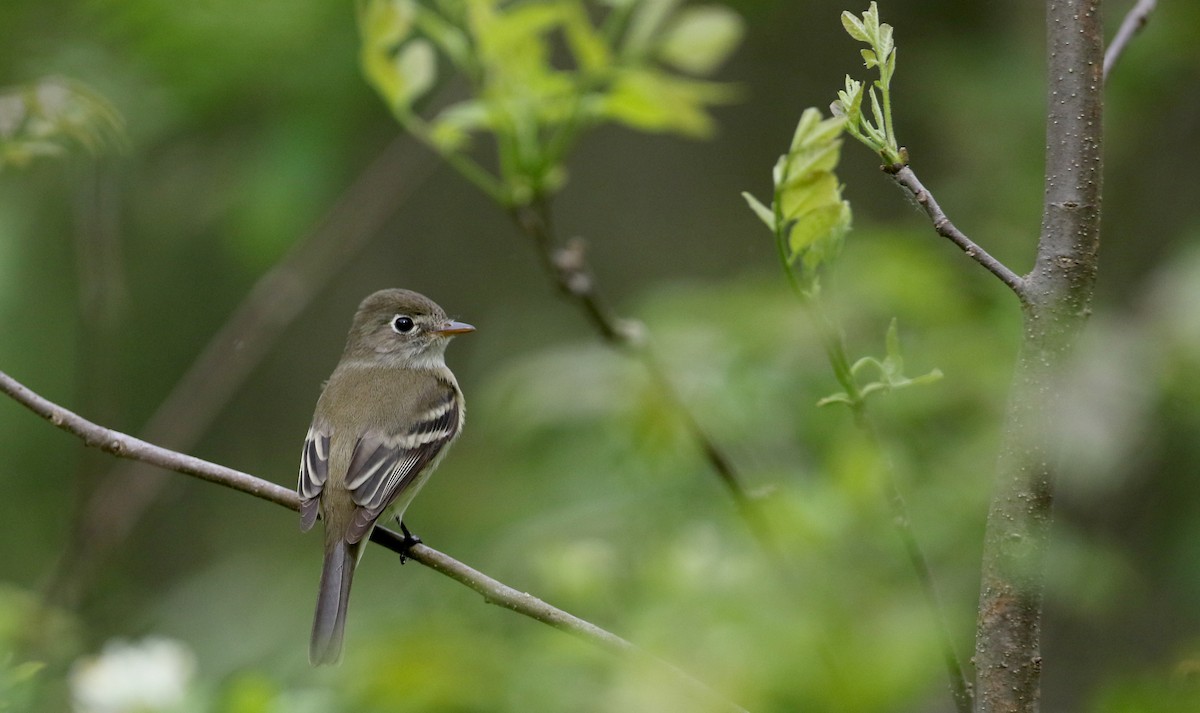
[433,320,475,336]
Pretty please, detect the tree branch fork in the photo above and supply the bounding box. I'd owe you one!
[0,369,747,713]
[883,0,1156,305]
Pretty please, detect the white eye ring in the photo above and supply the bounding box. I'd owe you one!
[391,315,416,334]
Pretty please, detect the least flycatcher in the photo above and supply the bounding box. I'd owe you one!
[298,288,473,666]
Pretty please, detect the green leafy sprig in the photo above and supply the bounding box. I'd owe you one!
[831,2,905,168]
[817,319,942,408]
[357,0,744,206]
[742,107,852,297]
[741,104,938,412]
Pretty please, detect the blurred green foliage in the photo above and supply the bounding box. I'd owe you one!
[0,77,123,169]
[1,0,1199,712]
[357,0,744,204]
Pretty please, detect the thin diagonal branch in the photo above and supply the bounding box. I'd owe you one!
[892,487,972,713]
[889,166,1026,298]
[509,200,785,560]
[0,368,748,713]
[1104,0,1157,82]
[1,370,287,504]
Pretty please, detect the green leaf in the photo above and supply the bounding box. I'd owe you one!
[835,76,864,123]
[414,4,473,71]
[818,391,856,407]
[429,99,491,151]
[790,199,849,254]
[859,382,889,398]
[878,22,895,58]
[789,107,845,151]
[841,320,944,403]
[602,69,735,137]
[771,153,788,186]
[562,4,612,74]
[742,191,776,230]
[779,171,841,222]
[360,0,435,111]
[783,142,841,187]
[794,201,851,273]
[360,0,418,48]
[786,127,846,184]
[658,5,745,75]
[884,318,903,372]
[624,0,683,57]
[862,2,880,39]
[761,107,852,276]
[788,107,820,151]
[851,356,884,378]
[398,39,437,102]
[909,369,944,386]
[860,48,877,69]
[868,85,885,131]
[472,1,563,75]
[840,11,869,42]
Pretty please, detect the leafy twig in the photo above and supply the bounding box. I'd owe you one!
[801,302,969,713]
[744,47,967,710]
[744,102,968,710]
[834,5,1023,298]
[1104,0,1157,82]
[834,4,904,166]
[0,368,748,713]
[889,166,1026,298]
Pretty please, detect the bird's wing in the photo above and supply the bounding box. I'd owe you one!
[342,384,460,543]
[298,423,331,532]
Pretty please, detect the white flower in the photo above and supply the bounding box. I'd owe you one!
[70,637,196,713]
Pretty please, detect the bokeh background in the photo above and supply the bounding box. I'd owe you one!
[2,1,1199,711]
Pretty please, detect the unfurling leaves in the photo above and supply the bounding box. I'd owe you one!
[818,319,943,407]
[831,2,904,167]
[741,108,851,294]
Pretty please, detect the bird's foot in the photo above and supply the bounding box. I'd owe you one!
[398,521,422,564]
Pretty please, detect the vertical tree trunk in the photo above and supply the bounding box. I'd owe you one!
[973,1,1104,711]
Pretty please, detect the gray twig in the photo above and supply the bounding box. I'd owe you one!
[890,166,1026,298]
[1104,0,1157,82]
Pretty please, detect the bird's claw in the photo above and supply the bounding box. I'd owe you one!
[398,522,422,564]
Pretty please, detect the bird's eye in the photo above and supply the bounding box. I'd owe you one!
[391,315,416,334]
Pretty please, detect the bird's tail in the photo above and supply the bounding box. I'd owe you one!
[310,539,355,666]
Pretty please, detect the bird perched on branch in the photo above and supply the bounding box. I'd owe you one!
[298,288,473,665]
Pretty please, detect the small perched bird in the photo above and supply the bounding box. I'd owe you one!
[297,289,473,666]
